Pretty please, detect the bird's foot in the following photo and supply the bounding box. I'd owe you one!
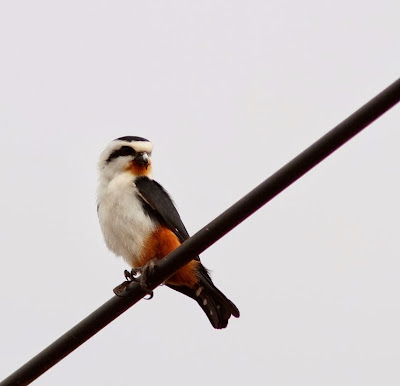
[138,259,158,299]
[113,266,155,299]
[124,268,140,282]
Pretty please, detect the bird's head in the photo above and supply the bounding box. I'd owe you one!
[99,136,153,181]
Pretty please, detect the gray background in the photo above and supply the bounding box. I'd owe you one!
[1,1,400,385]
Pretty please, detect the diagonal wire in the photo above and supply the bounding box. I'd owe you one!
[2,77,400,386]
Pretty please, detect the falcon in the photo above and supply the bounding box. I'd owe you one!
[97,136,239,329]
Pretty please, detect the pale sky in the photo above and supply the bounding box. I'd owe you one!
[1,1,400,385]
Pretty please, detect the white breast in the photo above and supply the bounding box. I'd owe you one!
[97,173,156,267]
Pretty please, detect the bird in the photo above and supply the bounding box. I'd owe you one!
[97,136,240,329]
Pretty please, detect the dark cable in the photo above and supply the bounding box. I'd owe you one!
[2,77,400,386]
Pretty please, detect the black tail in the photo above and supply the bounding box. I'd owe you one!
[167,266,240,329]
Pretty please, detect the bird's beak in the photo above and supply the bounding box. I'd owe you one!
[135,152,150,169]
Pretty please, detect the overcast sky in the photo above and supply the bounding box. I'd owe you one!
[1,1,400,385]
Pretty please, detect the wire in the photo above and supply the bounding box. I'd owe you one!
[2,77,400,386]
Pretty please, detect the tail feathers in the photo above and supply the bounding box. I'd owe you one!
[167,268,239,329]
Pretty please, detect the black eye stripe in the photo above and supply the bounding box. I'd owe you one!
[106,146,136,163]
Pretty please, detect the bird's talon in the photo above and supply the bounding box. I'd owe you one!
[124,268,140,282]
[144,291,154,300]
[124,269,131,281]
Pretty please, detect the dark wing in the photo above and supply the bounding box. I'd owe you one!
[135,176,190,243]
[136,177,240,328]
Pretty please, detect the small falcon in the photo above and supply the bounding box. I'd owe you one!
[97,136,239,329]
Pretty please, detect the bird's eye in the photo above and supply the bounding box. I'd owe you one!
[106,146,136,163]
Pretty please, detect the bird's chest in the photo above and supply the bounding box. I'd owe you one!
[98,178,156,266]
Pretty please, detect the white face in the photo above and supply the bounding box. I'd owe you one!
[99,139,154,181]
